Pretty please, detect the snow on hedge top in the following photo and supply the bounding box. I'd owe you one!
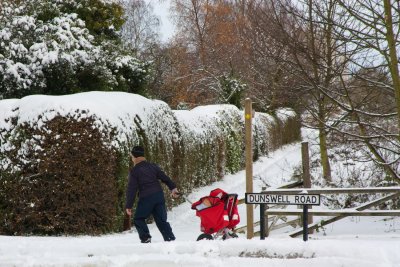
[1,92,298,151]
[0,92,172,145]
[174,104,241,136]
[13,91,164,124]
[276,108,297,122]
[16,92,157,120]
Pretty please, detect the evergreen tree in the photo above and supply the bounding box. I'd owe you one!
[0,0,150,99]
[219,74,246,109]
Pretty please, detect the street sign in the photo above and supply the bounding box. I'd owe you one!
[245,193,320,205]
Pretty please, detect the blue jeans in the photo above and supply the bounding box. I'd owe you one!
[134,191,175,242]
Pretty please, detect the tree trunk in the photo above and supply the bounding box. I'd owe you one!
[309,0,332,183]
[383,0,400,140]
[318,100,332,182]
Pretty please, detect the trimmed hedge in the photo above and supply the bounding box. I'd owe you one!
[0,92,300,235]
[0,115,118,235]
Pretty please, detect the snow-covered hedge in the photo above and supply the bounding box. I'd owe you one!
[174,105,244,192]
[0,92,300,235]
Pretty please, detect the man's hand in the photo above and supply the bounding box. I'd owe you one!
[171,188,180,198]
[126,208,132,216]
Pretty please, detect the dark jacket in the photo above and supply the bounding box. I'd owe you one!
[125,161,176,209]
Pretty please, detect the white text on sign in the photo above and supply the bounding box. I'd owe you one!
[245,193,320,205]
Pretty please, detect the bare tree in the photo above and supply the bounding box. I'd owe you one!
[242,0,354,182]
[318,0,400,181]
[333,0,400,134]
[238,1,307,111]
[168,0,249,106]
[120,0,160,54]
[251,0,400,182]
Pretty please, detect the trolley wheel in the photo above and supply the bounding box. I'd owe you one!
[196,233,214,241]
[222,231,238,240]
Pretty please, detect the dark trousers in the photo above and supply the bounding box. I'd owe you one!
[134,191,175,242]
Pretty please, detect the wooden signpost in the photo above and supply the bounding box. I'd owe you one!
[245,98,254,239]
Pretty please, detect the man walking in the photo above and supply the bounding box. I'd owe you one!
[125,145,179,243]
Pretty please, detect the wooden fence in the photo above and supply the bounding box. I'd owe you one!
[237,183,400,238]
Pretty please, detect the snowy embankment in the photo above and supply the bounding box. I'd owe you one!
[1,235,399,267]
[1,142,400,267]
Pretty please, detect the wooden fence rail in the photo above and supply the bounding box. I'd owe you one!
[236,187,400,238]
[265,209,400,216]
[262,187,400,238]
[261,187,400,194]
[289,191,400,237]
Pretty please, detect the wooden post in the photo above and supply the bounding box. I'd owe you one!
[262,186,269,238]
[245,98,254,239]
[301,142,313,233]
[260,203,265,240]
[260,186,268,239]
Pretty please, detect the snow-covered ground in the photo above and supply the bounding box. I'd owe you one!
[1,141,400,267]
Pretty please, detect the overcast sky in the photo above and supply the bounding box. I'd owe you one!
[149,0,176,42]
